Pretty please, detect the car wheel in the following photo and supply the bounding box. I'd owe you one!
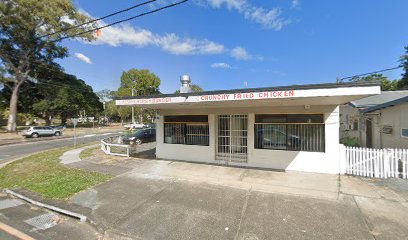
[31,133,39,138]
[135,139,142,145]
[54,132,61,136]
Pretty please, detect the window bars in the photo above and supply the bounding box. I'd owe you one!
[216,114,248,163]
[254,114,325,152]
[164,122,209,146]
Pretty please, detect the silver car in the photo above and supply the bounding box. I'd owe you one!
[22,126,62,138]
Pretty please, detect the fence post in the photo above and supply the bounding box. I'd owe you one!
[339,144,346,174]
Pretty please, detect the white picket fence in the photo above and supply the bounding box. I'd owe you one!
[344,146,408,179]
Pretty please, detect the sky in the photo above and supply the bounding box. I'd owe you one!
[57,0,408,94]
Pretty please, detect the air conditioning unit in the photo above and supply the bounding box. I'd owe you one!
[382,125,393,134]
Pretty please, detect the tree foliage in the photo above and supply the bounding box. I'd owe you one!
[115,68,161,123]
[0,0,96,131]
[351,73,398,91]
[117,69,161,97]
[398,46,408,90]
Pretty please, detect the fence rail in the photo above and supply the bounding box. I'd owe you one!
[100,135,137,157]
[344,146,408,179]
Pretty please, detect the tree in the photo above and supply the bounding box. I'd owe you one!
[174,84,204,94]
[398,46,408,90]
[34,72,103,125]
[117,69,161,96]
[351,74,398,91]
[0,0,95,131]
[117,69,161,122]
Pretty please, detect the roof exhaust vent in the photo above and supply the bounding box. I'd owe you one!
[180,75,192,93]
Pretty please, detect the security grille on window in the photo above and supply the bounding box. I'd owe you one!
[254,114,325,152]
[164,115,209,146]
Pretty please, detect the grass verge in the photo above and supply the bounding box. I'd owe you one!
[79,146,99,159]
[0,146,111,199]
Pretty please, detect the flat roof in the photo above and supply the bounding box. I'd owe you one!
[117,81,380,100]
[116,81,381,109]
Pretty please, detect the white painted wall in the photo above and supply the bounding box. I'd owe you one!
[372,103,408,149]
[155,105,342,174]
[339,103,408,149]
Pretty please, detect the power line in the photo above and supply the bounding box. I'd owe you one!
[339,66,402,81]
[39,0,157,39]
[50,0,189,43]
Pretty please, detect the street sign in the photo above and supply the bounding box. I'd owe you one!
[71,118,79,127]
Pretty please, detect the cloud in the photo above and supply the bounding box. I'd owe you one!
[231,47,263,61]
[205,0,290,30]
[74,53,92,64]
[291,0,300,8]
[89,22,225,55]
[211,62,231,69]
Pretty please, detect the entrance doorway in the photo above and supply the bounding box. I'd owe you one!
[366,118,373,148]
[216,114,248,163]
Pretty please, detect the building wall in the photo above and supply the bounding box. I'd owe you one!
[339,105,362,145]
[339,103,408,149]
[155,105,342,174]
[371,102,408,149]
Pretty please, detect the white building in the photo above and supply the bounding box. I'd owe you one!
[340,90,408,149]
[117,77,380,174]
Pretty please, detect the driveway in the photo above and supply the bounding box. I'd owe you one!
[64,154,408,240]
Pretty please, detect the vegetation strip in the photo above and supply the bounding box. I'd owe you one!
[0,146,111,199]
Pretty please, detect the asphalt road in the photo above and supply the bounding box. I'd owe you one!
[0,131,122,163]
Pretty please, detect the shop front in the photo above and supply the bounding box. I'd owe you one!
[116,80,380,174]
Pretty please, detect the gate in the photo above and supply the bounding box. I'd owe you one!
[216,114,248,163]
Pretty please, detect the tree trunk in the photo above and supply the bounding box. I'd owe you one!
[61,113,68,125]
[45,116,51,126]
[6,84,20,132]
[139,108,144,123]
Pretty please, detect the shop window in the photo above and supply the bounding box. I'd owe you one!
[402,128,408,138]
[254,114,325,152]
[164,115,209,146]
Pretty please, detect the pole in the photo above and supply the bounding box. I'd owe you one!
[74,124,77,148]
[131,88,135,123]
[103,101,106,127]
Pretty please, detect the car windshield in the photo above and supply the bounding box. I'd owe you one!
[126,130,144,138]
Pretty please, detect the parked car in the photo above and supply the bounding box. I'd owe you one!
[124,122,147,129]
[256,128,302,150]
[122,128,156,145]
[22,126,62,138]
[51,125,66,131]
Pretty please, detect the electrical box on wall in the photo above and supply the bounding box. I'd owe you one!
[382,125,393,134]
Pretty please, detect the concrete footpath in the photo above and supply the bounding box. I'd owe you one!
[2,146,408,239]
[70,149,408,240]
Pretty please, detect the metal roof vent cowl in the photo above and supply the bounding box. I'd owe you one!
[180,75,192,93]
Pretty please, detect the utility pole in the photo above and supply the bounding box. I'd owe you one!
[131,87,135,123]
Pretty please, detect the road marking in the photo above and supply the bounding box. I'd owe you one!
[83,134,96,138]
[101,133,112,136]
[0,222,36,240]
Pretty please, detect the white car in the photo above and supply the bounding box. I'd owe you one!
[124,122,146,129]
[22,126,62,138]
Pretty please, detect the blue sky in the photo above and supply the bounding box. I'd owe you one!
[57,0,408,94]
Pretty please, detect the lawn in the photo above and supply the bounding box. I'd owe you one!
[79,146,99,159]
[0,147,111,199]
